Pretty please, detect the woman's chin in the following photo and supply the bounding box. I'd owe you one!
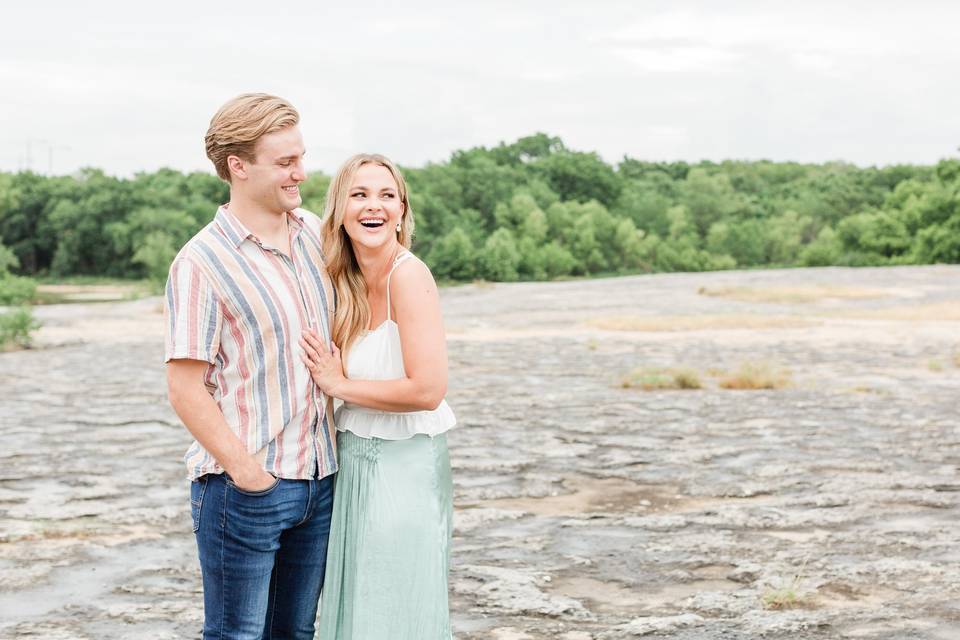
[348,233,396,252]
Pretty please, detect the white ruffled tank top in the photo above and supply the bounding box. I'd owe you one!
[334,252,457,440]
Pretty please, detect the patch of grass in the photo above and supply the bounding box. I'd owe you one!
[762,558,810,610]
[719,361,791,390]
[832,301,960,321]
[0,306,41,351]
[848,385,880,394]
[34,275,142,286]
[928,359,944,372]
[698,285,888,304]
[762,584,807,610]
[621,367,702,391]
[32,281,153,305]
[587,315,812,332]
[586,339,598,351]
[0,275,37,306]
[953,349,960,368]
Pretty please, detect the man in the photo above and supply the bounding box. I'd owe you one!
[165,93,337,639]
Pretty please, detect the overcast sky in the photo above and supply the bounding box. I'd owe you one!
[2,1,958,177]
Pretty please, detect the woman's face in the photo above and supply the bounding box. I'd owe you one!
[342,163,404,252]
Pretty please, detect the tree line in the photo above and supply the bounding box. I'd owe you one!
[1,133,959,286]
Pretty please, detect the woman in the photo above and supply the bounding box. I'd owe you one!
[299,153,456,639]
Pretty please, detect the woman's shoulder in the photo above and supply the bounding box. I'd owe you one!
[389,251,438,295]
[392,251,430,275]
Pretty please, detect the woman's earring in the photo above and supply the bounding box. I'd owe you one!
[396,222,402,233]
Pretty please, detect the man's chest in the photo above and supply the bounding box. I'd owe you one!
[212,242,331,335]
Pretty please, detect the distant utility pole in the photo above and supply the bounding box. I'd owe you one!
[24,139,42,171]
[22,139,71,174]
[46,144,71,175]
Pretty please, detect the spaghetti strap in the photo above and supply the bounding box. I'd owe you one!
[386,251,414,322]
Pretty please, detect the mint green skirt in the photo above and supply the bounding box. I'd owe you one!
[318,431,453,639]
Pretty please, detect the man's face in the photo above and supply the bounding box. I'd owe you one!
[241,125,306,214]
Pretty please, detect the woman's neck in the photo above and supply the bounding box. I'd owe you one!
[353,241,402,289]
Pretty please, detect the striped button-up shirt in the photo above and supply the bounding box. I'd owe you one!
[164,206,337,481]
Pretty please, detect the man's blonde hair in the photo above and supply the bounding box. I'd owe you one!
[204,93,299,182]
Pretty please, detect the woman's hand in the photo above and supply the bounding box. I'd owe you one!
[299,329,346,397]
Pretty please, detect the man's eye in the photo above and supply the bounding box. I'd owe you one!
[279,162,291,167]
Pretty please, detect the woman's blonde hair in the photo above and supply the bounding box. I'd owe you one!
[204,93,299,182]
[321,153,415,359]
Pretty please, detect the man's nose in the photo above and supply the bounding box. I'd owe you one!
[291,160,306,182]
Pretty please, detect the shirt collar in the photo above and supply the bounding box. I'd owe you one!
[214,205,305,250]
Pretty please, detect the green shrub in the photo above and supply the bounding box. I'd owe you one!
[0,241,18,274]
[132,230,179,284]
[0,275,37,306]
[478,228,521,281]
[719,361,791,390]
[799,227,842,267]
[0,306,40,350]
[621,367,702,390]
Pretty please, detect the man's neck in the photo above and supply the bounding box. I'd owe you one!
[226,193,290,253]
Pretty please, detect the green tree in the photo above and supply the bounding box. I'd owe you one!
[679,169,748,238]
[133,231,181,283]
[706,220,768,267]
[478,228,521,281]
[536,241,577,278]
[912,215,960,263]
[766,210,814,265]
[533,151,623,206]
[46,169,136,276]
[0,237,18,274]
[491,133,565,165]
[613,178,672,237]
[836,211,910,262]
[427,227,477,281]
[0,236,39,349]
[800,227,842,266]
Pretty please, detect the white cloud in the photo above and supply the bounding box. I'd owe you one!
[0,1,958,174]
[614,45,744,73]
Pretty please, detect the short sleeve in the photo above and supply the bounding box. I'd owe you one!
[164,255,222,364]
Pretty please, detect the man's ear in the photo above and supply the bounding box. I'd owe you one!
[227,155,248,181]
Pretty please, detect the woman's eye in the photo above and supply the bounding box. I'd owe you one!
[351,192,365,198]
[383,193,395,199]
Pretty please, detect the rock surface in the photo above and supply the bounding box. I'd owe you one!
[1,265,959,639]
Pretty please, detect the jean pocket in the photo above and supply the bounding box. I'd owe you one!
[190,476,208,533]
[226,474,281,497]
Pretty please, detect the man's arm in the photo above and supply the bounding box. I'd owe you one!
[167,359,275,491]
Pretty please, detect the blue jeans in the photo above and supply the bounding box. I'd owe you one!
[191,472,335,640]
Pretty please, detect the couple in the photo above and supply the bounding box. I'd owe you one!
[164,93,456,639]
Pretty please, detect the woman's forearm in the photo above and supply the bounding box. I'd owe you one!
[334,375,446,412]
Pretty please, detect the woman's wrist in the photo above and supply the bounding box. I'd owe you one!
[329,376,350,401]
